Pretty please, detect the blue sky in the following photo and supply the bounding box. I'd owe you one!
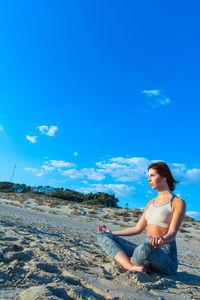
[0,1,200,219]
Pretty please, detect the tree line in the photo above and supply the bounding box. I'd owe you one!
[0,181,119,207]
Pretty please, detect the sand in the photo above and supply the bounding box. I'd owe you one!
[0,193,200,300]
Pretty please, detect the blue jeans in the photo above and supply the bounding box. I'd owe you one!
[97,232,178,275]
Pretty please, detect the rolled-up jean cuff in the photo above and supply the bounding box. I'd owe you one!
[97,232,124,259]
[108,245,123,259]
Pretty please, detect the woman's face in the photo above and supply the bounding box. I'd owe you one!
[148,168,166,190]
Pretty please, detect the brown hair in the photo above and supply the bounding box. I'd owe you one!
[148,161,179,191]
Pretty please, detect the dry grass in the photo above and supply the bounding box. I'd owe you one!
[47,199,63,208]
[112,211,124,217]
[18,196,26,204]
[48,210,57,214]
[111,221,119,225]
[48,203,56,208]
[184,234,191,240]
[131,209,143,220]
[121,215,131,222]
[110,215,119,220]
[99,216,105,223]
[99,213,111,223]
[179,227,187,233]
[70,207,79,215]
[35,200,44,206]
[32,207,43,212]
[8,202,18,207]
[101,214,110,220]
[112,208,133,223]
[87,213,95,218]
[88,207,96,215]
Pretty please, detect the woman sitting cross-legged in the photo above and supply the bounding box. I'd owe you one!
[97,161,186,275]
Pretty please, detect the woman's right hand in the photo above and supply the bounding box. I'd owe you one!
[98,224,112,233]
[150,236,165,248]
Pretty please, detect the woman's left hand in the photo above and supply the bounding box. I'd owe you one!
[150,236,165,248]
[98,224,112,233]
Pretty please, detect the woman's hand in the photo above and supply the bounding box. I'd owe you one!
[150,236,165,248]
[98,224,112,233]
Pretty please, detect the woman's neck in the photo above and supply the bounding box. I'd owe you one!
[157,188,173,200]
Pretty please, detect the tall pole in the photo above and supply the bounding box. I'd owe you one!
[10,165,17,182]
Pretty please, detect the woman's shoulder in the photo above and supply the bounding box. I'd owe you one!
[145,198,154,210]
[172,195,186,210]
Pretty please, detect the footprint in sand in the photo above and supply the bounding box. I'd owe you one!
[4,250,32,262]
[36,263,60,274]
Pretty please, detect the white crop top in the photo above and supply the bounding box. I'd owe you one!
[145,195,175,228]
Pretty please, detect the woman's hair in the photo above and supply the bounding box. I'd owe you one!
[148,161,179,191]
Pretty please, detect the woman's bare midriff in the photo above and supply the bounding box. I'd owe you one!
[146,224,169,237]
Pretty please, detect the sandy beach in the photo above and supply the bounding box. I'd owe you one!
[0,193,200,300]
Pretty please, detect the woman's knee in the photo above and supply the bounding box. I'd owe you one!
[132,242,152,266]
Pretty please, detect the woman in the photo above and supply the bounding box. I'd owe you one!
[97,162,186,275]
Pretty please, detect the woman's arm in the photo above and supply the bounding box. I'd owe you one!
[151,197,186,247]
[112,200,154,236]
[98,199,153,236]
[112,212,147,236]
[162,197,186,243]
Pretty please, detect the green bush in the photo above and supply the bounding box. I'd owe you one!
[0,182,119,208]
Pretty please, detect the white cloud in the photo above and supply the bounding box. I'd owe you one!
[142,89,171,108]
[82,180,88,184]
[24,167,45,177]
[170,163,187,178]
[82,168,105,181]
[77,184,107,194]
[25,164,55,177]
[110,157,149,166]
[24,156,200,189]
[35,172,45,177]
[25,159,76,178]
[41,165,55,171]
[182,168,200,185]
[187,211,200,221]
[0,124,4,131]
[95,157,200,186]
[106,184,135,197]
[158,97,170,106]
[77,183,135,197]
[96,157,150,182]
[24,167,39,173]
[49,160,76,168]
[142,90,160,97]
[60,169,84,179]
[26,135,38,143]
[61,168,105,181]
[38,125,58,136]
[24,156,151,182]
[171,163,186,172]
[171,163,200,185]
[74,152,78,156]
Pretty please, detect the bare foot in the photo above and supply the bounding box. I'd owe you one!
[114,251,146,272]
[129,265,146,272]
[129,257,147,273]
[130,257,134,265]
